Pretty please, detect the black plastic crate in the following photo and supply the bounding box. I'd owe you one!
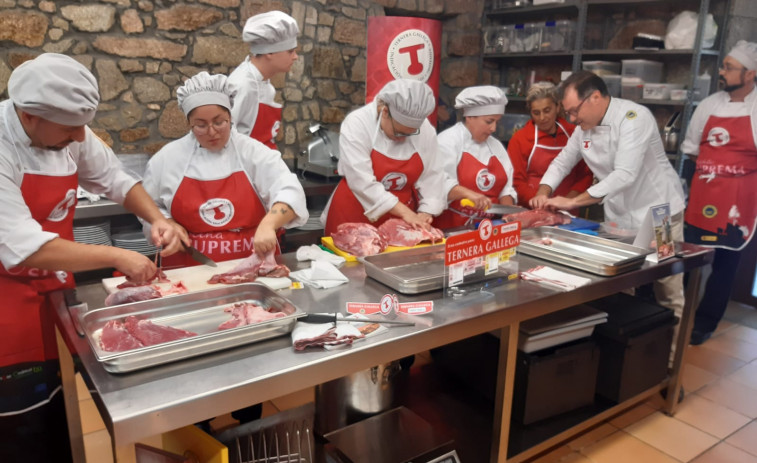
[586,293,676,403]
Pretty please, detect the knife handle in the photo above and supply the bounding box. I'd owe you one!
[460,198,476,208]
[301,314,338,324]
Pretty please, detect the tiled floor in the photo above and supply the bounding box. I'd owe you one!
[76,300,757,462]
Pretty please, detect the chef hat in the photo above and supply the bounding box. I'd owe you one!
[8,53,99,126]
[454,85,508,117]
[177,72,236,116]
[243,11,299,55]
[727,40,757,71]
[376,79,435,129]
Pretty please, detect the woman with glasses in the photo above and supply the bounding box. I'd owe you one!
[142,72,308,268]
[321,79,446,235]
[432,86,518,229]
[507,82,592,208]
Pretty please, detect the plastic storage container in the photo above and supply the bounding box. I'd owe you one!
[601,75,622,97]
[485,25,516,54]
[587,293,676,403]
[541,20,575,52]
[621,59,664,83]
[512,339,600,424]
[582,60,621,76]
[515,23,542,53]
[643,83,685,100]
[692,71,712,101]
[621,77,644,101]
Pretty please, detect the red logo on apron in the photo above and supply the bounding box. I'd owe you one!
[475,169,496,191]
[47,188,77,222]
[381,172,408,190]
[707,127,730,147]
[583,140,591,149]
[199,198,235,227]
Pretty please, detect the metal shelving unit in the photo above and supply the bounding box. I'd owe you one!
[482,0,732,174]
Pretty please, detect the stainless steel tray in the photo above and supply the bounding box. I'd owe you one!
[80,283,304,373]
[361,244,513,294]
[518,228,652,276]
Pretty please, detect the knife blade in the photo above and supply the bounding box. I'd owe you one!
[460,198,528,215]
[186,245,218,267]
[300,313,414,326]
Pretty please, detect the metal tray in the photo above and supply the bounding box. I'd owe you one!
[361,244,513,294]
[80,283,304,373]
[518,228,652,276]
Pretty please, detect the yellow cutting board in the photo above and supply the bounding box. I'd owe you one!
[321,236,445,262]
[101,257,292,295]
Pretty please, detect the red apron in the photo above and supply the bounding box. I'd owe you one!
[249,102,282,150]
[685,113,757,250]
[0,155,77,446]
[433,151,507,229]
[164,154,269,268]
[324,150,423,236]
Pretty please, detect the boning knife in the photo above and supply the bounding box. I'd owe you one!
[460,198,527,215]
[300,313,415,326]
[186,245,218,267]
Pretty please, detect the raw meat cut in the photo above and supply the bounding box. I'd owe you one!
[104,281,188,306]
[99,319,143,352]
[99,316,198,352]
[502,210,571,229]
[207,252,290,284]
[331,223,387,257]
[123,316,196,346]
[104,285,162,306]
[292,324,363,351]
[217,302,286,330]
[116,269,170,289]
[378,218,444,247]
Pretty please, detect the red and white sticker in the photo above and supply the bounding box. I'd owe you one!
[347,293,433,316]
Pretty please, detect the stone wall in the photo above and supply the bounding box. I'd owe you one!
[0,0,488,161]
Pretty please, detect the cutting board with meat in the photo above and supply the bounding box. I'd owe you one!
[102,257,292,296]
[323,219,446,261]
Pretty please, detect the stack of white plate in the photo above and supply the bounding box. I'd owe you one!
[73,219,111,246]
[296,210,324,231]
[112,230,158,256]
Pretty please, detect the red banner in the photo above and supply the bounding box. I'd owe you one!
[366,16,441,126]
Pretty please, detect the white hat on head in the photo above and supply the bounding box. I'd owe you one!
[727,40,757,71]
[8,53,99,126]
[243,11,299,55]
[454,86,508,117]
[177,72,236,116]
[377,79,435,129]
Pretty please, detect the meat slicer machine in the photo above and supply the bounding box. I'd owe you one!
[298,123,341,180]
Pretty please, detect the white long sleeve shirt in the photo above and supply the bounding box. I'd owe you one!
[141,130,307,234]
[328,101,447,221]
[0,100,138,268]
[228,57,279,137]
[681,88,757,155]
[437,121,517,202]
[541,97,684,230]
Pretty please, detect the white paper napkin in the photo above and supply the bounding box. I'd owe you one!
[289,260,349,289]
[296,244,346,266]
[520,265,591,291]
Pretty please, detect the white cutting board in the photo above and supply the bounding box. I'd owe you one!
[101,257,292,295]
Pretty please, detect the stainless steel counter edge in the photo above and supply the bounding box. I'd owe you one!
[51,244,713,446]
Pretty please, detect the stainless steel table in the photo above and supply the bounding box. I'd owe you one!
[52,243,713,462]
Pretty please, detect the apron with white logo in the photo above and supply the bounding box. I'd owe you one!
[324,149,423,236]
[249,102,282,150]
[0,148,77,462]
[685,113,757,250]
[433,151,507,229]
[165,148,269,267]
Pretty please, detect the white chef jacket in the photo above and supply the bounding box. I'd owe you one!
[541,97,685,230]
[228,57,279,137]
[324,100,447,222]
[681,88,757,155]
[0,100,138,268]
[141,129,307,234]
[437,121,517,202]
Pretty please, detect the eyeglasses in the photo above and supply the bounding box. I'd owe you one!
[719,64,747,73]
[564,95,590,119]
[387,110,420,138]
[191,119,230,135]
